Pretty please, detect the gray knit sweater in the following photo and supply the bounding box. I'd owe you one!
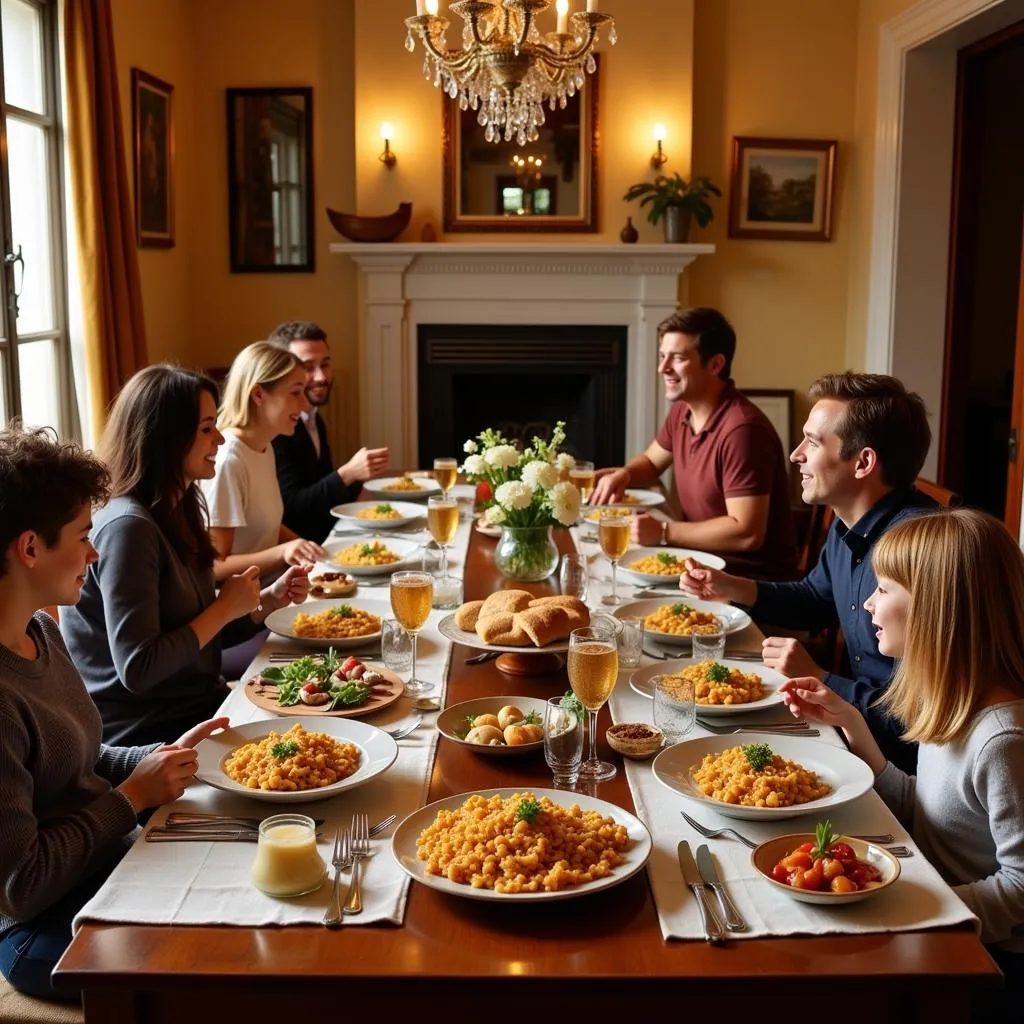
[0,613,150,930]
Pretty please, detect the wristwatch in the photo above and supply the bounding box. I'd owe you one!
[659,520,669,546]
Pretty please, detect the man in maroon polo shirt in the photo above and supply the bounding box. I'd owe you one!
[591,307,798,581]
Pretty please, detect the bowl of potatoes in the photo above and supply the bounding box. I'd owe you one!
[437,696,547,757]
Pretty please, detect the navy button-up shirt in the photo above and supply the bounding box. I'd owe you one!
[751,487,939,774]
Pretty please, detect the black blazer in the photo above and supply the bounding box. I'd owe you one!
[272,415,358,543]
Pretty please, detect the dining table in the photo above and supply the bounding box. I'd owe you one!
[54,503,1000,1022]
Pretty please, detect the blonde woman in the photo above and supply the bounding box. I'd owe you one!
[780,508,1024,1021]
[202,342,326,582]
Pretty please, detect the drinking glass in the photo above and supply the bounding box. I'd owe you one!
[427,495,459,579]
[543,696,584,787]
[598,512,631,607]
[433,457,458,498]
[422,547,463,609]
[692,622,726,664]
[381,617,413,673]
[569,460,596,504]
[567,626,619,783]
[250,814,326,898]
[653,674,696,745]
[389,570,434,694]
[558,552,589,602]
[618,616,645,669]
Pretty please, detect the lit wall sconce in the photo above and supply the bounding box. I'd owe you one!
[379,122,397,169]
[650,124,668,169]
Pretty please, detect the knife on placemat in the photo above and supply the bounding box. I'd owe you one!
[695,843,747,932]
[677,840,725,944]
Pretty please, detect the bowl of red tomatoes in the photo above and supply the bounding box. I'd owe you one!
[751,820,901,905]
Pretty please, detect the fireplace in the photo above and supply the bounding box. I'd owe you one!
[417,324,627,466]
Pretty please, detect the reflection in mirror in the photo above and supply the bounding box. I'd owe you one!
[443,60,598,233]
[227,87,314,272]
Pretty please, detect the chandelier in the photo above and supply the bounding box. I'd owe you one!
[404,0,616,146]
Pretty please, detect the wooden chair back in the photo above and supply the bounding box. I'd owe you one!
[914,477,962,508]
[797,503,835,576]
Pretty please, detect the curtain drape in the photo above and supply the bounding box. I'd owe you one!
[63,0,147,440]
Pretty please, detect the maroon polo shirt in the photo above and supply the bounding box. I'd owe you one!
[656,382,798,581]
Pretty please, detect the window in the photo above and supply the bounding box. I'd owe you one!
[0,0,75,437]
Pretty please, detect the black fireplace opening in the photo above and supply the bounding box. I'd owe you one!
[417,324,628,468]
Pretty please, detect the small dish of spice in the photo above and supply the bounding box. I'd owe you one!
[606,722,664,760]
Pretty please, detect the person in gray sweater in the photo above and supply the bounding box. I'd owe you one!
[60,365,310,746]
[780,508,1024,1023]
[0,425,227,1001]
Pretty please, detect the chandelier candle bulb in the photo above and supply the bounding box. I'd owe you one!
[556,0,569,34]
[415,0,425,14]
[587,0,598,10]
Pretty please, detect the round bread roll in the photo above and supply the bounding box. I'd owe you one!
[475,613,531,647]
[454,600,484,632]
[479,589,534,618]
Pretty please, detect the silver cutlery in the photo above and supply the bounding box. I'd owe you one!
[343,812,370,915]
[699,721,819,737]
[386,715,422,740]
[465,650,499,665]
[696,844,746,932]
[323,827,351,928]
[265,650,381,663]
[145,829,325,843]
[677,840,725,944]
[643,644,671,661]
[164,812,326,830]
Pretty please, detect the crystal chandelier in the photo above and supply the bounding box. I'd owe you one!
[404,0,616,146]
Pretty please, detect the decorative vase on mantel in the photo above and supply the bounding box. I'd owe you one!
[493,525,560,582]
[663,206,692,244]
[619,216,639,244]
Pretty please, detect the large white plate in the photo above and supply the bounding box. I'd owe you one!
[614,598,751,646]
[629,658,787,716]
[651,733,875,821]
[391,787,652,901]
[330,500,426,529]
[437,613,571,654]
[436,696,549,757]
[616,546,726,584]
[264,596,388,648]
[363,476,441,500]
[594,489,666,509]
[196,717,398,804]
[320,536,423,577]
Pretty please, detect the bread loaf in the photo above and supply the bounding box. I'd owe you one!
[454,600,484,631]
[514,605,573,647]
[527,595,588,618]
[475,612,530,646]
[479,589,534,618]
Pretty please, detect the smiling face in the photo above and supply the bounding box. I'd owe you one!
[790,398,862,506]
[28,503,99,607]
[290,339,333,407]
[864,574,910,657]
[182,390,223,486]
[254,365,309,437]
[657,332,722,404]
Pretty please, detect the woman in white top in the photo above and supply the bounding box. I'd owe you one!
[202,342,326,581]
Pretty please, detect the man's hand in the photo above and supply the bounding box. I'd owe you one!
[283,538,326,566]
[590,467,629,506]
[631,513,664,546]
[679,565,755,605]
[761,636,826,681]
[339,446,390,485]
[262,564,311,613]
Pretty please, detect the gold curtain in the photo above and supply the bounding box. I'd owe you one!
[63,0,147,440]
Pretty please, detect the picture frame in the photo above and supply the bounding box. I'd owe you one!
[131,69,175,248]
[728,137,836,242]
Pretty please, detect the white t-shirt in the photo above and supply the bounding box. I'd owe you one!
[201,430,283,555]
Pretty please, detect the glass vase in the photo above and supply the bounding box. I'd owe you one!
[494,525,559,582]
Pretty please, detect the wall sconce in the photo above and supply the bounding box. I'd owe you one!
[379,122,397,169]
[650,124,668,169]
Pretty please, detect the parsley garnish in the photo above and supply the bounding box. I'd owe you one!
[810,820,836,861]
[271,739,300,759]
[329,604,355,618]
[742,743,774,773]
[360,543,375,556]
[522,710,542,726]
[516,797,542,825]
[657,552,679,566]
[375,503,394,514]
[671,602,692,616]
[561,691,585,719]
[707,662,730,683]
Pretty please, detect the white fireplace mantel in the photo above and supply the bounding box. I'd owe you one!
[330,242,715,469]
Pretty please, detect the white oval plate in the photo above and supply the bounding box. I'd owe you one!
[320,536,422,577]
[330,500,426,529]
[391,787,652,901]
[629,658,786,716]
[437,613,571,654]
[436,696,549,757]
[651,733,875,821]
[614,598,751,646]
[196,717,398,804]
[363,476,441,500]
[264,596,388,648]
[595,489,666,509]
[616,546,726,585]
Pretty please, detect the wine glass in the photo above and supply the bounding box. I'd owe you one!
[568,460,595,504]
[389,570,434,694]
[433,458,458,499]
[598,512,631,606]
[567,626,619,782]
[427,495,459,579]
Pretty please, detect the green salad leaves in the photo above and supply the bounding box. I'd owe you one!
[258,648,370,712]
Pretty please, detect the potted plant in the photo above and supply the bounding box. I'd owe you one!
[623,172,722,243]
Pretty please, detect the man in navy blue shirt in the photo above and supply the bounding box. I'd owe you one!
[680,372,936,773]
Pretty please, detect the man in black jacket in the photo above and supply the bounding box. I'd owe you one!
[269,321,389,543]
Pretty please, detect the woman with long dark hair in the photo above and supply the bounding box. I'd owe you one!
[60,365,308,746]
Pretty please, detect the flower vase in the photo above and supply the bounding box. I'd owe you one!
[494,525,560,582]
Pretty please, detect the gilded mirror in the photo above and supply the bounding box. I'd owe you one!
[442,62,599,233]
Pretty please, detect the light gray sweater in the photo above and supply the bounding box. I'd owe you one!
[874,700,1024,949]
[0,613,151,931]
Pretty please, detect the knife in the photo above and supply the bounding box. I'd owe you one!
[695,843,747,932]
[677,840,725,944]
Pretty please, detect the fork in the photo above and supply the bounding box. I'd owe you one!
[343,812,370,915]
[323,827,351,927]
[386,715,422,740]
[699,721,819,737]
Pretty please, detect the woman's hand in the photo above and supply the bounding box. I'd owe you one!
[217,566,261,619]
[283,538,326,566]
[117,746,201,812]
[173,716,230,749]
[778,676,860,729]
[261,564,311,614]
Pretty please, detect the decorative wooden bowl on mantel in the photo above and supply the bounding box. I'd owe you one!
[326,202,412,243]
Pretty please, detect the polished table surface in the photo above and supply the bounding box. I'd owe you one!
[55,527,999,1021]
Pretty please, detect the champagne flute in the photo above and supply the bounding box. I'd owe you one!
[598,512,631,606]
[433,458,458,499]
[427,495,459,580]
[389,570,434,694]
[569,460,595,504]
[567,626,619,782]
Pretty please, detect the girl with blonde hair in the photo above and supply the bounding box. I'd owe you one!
[202,341,325,581]
[781,507,1024,1020]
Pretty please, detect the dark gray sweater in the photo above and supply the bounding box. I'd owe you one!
[0,613,149,930]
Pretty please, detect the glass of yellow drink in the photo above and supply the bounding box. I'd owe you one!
[567,626,619,782]
[390,570,434,694]
[598,512,631,606]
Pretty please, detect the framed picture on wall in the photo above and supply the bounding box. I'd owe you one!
[131,68,175,248]
[728,137,836,242]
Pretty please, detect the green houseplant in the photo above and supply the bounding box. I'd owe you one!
[623,172,722,243]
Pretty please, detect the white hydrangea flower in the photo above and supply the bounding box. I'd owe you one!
[495,480,533,510]
[463,439,478,454]
[521,459,558,492]
[484,444,520,470]
[549,480,581,526]
[555,451,576,472]
[462,454,486,476]
[484,504,506,525]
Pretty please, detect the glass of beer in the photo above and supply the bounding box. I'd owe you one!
[598,512,631,606]
[569,460,595,503]
[433,457,458,498]
[389,570,434,694]
[567,626,619,782]
[427,495,459,579]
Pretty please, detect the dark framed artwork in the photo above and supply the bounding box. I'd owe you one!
[729,137,836,241]
[132,69,174,248]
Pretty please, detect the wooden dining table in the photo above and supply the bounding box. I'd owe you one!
[54,526,1000,1022]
